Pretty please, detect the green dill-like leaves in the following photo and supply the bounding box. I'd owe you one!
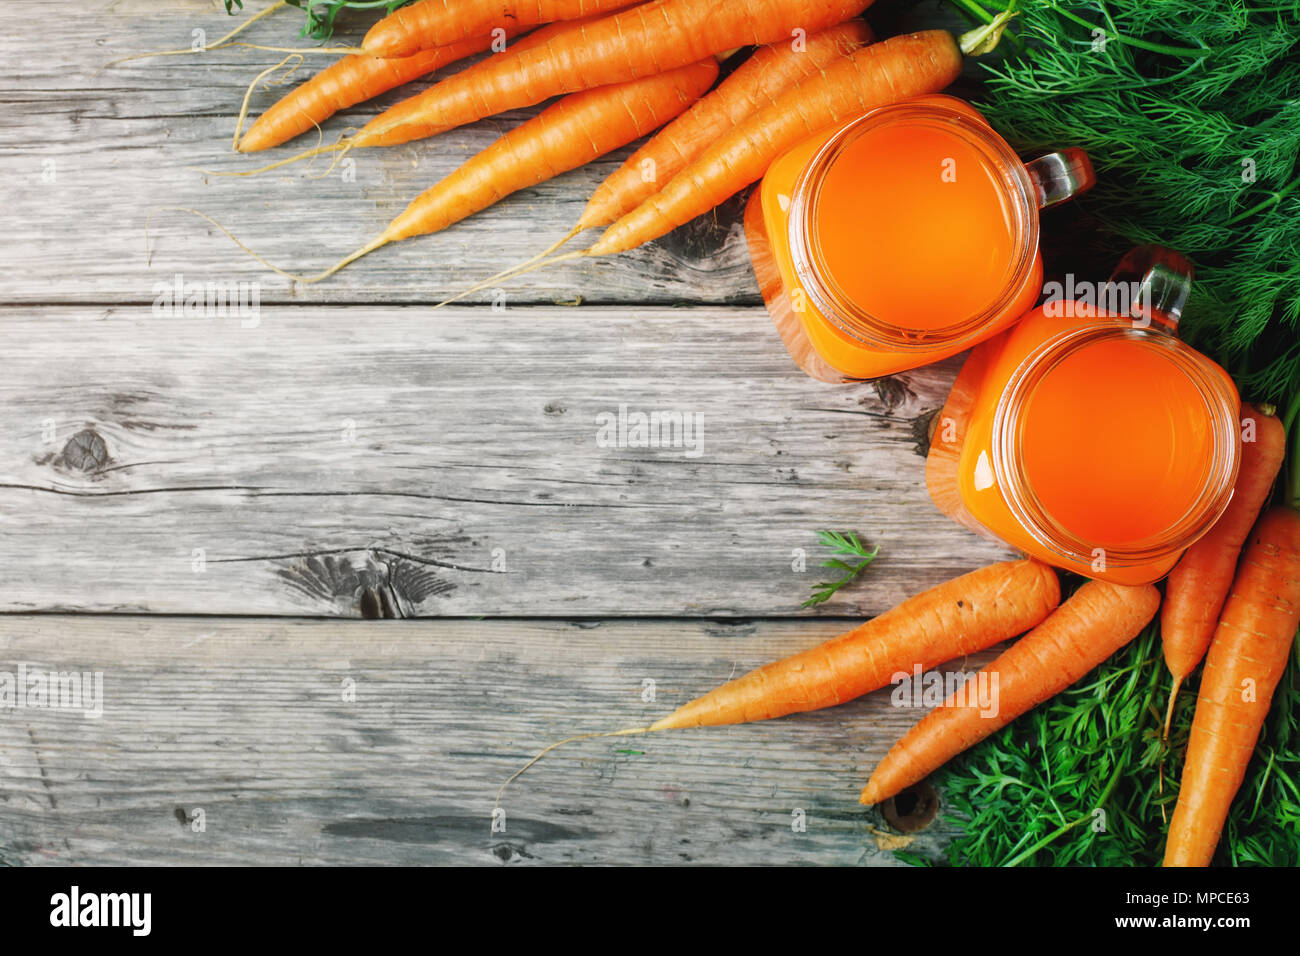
[222,0,412,41]
[286,1,411,40]
[969,0,1300,405]
[908,613,1300,866]
[802,531,880,608]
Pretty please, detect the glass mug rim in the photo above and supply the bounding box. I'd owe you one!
[787,98,1040,352]
[990,322,1241,567]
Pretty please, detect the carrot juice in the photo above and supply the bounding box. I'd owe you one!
[811,120,1019,333]
[938,246,1242,585]
[1019,337,1215,546]
[747,94,1093,381]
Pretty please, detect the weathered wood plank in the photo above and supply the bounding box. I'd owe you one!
[0,305,1011,616]
[0,615,988,865]
[0,0,758,306]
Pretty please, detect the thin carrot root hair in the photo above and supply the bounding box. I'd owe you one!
[145,206,388,283]
[433,247,589,310]
[231,53,305,150]
[493,726,652,825]
[194,139,350,178]
[93,0,288,75]
[222,41,364,55]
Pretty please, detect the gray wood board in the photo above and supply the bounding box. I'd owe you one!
[0,305,1011,616]
[0,614,994,865]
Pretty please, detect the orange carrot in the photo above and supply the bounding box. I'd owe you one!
[362,0,641,58]
[234,58,718,280]
[238,32,514,152]
[578,19,874,231]
[381,59,719,242]
[351,0,874,148]
[860,580,1160,806]
[1164,507,1300,867]
[593,29,962,256]
[438,26,959,304]
[650,559,1060,731]
[1161,403,1285,727]
[238,15,606,155]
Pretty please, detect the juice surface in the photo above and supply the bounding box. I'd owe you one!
[813,120,1018,331]
[1020,338,1213,547]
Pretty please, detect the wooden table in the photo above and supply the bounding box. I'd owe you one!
[1,0,1012,865]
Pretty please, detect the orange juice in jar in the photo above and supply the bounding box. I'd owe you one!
[744,94,1094,382]
[930,246,1242,585]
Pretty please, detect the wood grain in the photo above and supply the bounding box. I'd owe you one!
[0,305,1010,616]
[0,614,996,865]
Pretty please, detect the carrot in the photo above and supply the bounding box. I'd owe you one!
[438,27,960,305]
[362,0,642,58]
[592,29,962,256]
[350,0,874,148]
[456,20,873,297]
[578,19,874,231]
[381,59,719,242]
[236,16,592,162]
[207,58,717,280]
[492,555,1056,810]
[1164,507,1300,867]
[1161,403,1285,732]
[650,559,1060,730]
[860,580,1160,806]
[237,32,516,153]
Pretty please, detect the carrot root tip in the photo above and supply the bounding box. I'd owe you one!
[145,205,387,283]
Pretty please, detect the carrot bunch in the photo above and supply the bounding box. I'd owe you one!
[1164,506,1300,866]
[160,0,984,279]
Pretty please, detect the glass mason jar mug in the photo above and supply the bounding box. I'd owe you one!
[743,94,1095,382]
[929,246,1242,586]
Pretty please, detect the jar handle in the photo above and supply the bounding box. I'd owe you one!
[1108,245,1195,332]
[1023,148,1095,209]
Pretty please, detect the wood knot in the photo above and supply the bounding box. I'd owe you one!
[359,585,402,619]
[871,376,915,414]
[61,429,110,472]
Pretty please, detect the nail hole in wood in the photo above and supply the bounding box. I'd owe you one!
[881,780,939,833]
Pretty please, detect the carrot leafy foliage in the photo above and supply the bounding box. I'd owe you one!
[222,0,413,41]
[951,0,1300,406]
[802,531,880,608]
